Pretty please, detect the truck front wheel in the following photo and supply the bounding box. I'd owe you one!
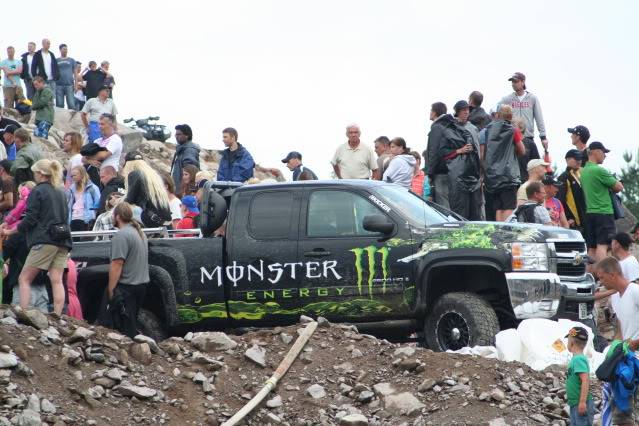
[137,308,168,343]
[424,292,499,351]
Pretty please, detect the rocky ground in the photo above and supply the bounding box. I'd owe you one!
[0,306,602,426]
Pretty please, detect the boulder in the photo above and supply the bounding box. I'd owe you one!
[383,392,425,416]
[113,382,157,399]
[129,343,153,365]
[0,353,18,368]
[191,332,238,352]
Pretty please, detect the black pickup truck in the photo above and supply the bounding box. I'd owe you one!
[72,180,595,351]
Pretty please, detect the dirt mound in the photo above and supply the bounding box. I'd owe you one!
[0,307,601,425]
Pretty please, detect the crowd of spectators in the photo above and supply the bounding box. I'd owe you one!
[1,39,116,141]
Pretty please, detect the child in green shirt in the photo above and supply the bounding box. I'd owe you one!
[565,327,594,426]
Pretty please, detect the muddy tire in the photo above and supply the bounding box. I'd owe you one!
[137,308,168,343]
[424,292,499,352]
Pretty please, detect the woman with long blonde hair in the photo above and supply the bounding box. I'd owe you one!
[1,159,71,315]
[121,152,171,227]
[66,165,101,231]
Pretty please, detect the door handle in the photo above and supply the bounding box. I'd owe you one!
[304,249,331,257]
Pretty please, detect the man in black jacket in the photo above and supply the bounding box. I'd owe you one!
[557,149,587,234]
[20,42,37,99]
[425,102,450,209]
[31,39,59,92]
[171,124,200,190]
[468,91,491,130]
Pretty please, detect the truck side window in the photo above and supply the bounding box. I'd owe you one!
[307,191,380,237]
[249,191,294,239]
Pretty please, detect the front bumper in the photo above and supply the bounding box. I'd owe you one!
[505,272,595,321]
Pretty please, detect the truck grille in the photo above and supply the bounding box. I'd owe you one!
[557,263,587,277]
[550,240,587,280]
[554,241,587,254]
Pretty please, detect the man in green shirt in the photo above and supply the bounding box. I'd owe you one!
[565,327,594,425]
[580,141,623,263]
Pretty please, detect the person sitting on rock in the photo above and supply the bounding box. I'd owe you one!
[82,113,123,173]
[11,129,43,186]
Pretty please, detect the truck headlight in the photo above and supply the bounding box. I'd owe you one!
[509,242,548,271]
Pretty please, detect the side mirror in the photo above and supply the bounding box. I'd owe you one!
[363,214,395,235]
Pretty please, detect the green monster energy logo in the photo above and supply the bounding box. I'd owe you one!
[349,246,390,299]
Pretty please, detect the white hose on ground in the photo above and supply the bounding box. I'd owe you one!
[221,321,319,426]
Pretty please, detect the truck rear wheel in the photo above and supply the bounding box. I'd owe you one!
[424,292,499,351]
[137,308,168,343]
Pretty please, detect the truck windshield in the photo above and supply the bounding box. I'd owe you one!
[374,186,453,226]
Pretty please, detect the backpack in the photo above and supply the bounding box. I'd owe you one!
[513,203,538,224]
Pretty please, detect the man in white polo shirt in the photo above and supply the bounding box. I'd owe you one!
[331,124,379,179]
[82,86,117,143]
[84,113,123,171]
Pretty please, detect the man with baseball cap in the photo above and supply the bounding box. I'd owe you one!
[557,149,586,233]
[516,158,549,206]
[567,125,590,167]
[281,151,317,181]
[500,72,548,181]
[581,141,624,263]
[542,174,569,228]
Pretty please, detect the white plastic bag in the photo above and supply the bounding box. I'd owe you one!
[495,328,522,362]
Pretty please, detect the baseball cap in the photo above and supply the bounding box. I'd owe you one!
[181,195,200,214]
[564,327,588,342]
[565,149,582,160]
[542,174,562,187]
[527,159,549,171]
[567,125,590,142]
[453,100,470,112]
[124,151,144,163]
[508,72,526,82]
[588,141,610,153]
[281,151,302,163]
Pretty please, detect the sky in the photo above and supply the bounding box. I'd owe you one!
[5,0,639,178]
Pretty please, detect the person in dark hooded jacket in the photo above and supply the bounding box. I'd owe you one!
[170,124,200,190]
[425,102,450,209]
[483,105,526,221]
[468,91,491,130]
[217,127,255,183]
[438,113,482,220]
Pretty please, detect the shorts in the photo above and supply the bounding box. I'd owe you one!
[25,244,69,270]
[34,120,52,139]
[569,399,594,426]
[584,213,616,248]
[486,188,517,211]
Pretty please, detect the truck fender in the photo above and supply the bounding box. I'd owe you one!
[415,248,511,308]
[148,247,190,303]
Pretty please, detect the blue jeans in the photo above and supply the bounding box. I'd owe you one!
[24,79,35,99]
[55,84,76,110]
[87,121,101,143]
[12,283,49,312]
[46,80,56,93]
[570,399,594,426]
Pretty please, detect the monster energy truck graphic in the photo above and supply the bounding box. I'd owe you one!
[350,246,390,298]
